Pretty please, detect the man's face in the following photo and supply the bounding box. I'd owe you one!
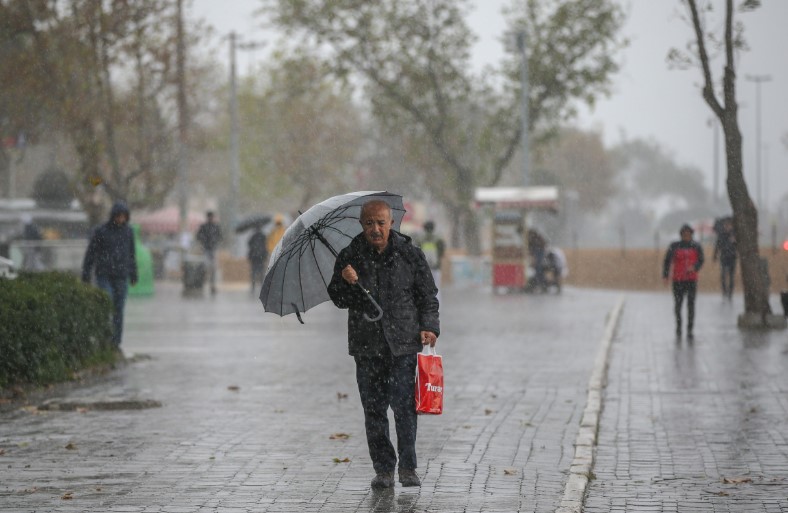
[114,213,128,225]
[360,204,393,252]
[680,229,693,242]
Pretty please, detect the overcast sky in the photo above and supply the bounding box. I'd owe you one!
[191,0,788,212]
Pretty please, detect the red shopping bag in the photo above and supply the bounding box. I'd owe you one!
[415,347,443,415]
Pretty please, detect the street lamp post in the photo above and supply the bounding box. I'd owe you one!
[227,33,264,256]
[707,117,720,203]
[517,29,529,187]
[745,74,771,212]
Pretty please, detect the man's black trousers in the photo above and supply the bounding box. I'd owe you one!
[672,280,697,333]
[354,351,418,474]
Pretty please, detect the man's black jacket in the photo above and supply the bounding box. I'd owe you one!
[82,202,137,282]
[328,230,440,357]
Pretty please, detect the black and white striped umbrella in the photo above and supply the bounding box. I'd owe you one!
[259,191,405,323]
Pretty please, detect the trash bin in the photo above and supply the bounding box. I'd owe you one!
[182,254,206,297]
[129,224,155,296]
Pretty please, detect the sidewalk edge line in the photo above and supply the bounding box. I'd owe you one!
[554,295,625,513]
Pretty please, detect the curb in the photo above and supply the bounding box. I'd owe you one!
[555,295,625,513]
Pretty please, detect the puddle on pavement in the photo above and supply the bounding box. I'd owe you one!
[37,399,162,411]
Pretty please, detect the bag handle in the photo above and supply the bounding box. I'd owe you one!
[422,345,437,356]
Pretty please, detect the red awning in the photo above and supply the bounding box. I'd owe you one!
[135,206,203,234]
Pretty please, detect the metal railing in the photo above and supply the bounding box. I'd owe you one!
[8,240,88,273]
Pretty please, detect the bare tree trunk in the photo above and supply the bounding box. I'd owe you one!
[687,0,771,318]
[723,120,770,315]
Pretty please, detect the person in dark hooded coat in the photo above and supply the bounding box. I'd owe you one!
[82,202,138,347]
[328,200,439,490]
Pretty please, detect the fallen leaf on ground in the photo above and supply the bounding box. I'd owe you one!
[61,492,73,500]
[337,392,348,400]
[722,477,752,484]
[329,433,350,440]
[0,448,5,456]
[76,407,89,414]
[333,457,351,463]
[95,487,102,492]
[227,385,240,391]
[64,443,77,450]
[503,469,518,475]
[485,409,494,415]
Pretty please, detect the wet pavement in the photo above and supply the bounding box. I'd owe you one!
[0,282,785,512]
[585,291,788,513]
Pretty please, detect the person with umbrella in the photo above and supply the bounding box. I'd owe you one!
[328,199,440,489]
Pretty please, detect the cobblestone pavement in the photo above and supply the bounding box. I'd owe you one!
[0,283,621,513]
[585,291,788,513]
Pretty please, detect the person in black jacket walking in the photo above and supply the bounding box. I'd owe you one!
[713,217,736,300]
[328,200,440,490]
[662,224,704,339]
[196,211,223,295]
[246,225,268,294]
[82,202,138,347]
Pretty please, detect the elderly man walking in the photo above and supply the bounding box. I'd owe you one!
[328,200,440,489]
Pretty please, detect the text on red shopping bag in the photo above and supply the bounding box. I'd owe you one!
[416,351,443,415]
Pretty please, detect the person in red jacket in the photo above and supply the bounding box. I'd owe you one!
[663,224,705,339]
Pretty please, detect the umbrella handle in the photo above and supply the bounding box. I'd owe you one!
[355,283,384,322]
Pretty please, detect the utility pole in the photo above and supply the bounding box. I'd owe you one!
[176,0,190,242]
[229,31,240,256]
[745,74,771,212]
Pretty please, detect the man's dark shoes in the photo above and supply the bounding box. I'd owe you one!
[371,472,394,489]
[399,469,421,487]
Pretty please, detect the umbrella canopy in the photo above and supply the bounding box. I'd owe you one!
[260,191,405,322]
[235,214,271,233]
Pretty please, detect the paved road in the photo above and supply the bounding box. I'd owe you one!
[3,282,785,512]
[585,291,788,513]
[0,284,621,513]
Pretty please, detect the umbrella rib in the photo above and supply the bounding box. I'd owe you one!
[310,231,334,291]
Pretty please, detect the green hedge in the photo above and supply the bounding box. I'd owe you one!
[0,271,116,389]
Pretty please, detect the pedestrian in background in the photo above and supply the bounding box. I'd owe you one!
[266,213,286,256]
[247,225,268,295]
[82,202,138,348]
[713,217,736,300]
[663,223,704,339]
[328,200,440,490]
[417,220,445,301]
[196,211,223,295]
[19,214,44,270]
[527,229,548,292]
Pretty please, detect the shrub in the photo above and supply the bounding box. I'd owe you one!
[0,271,115,389]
